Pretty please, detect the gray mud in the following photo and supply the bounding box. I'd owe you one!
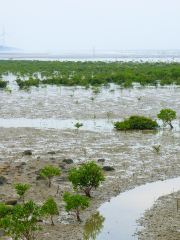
[0,84,180,239]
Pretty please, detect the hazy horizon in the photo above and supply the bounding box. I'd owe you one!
[1,0,180,51]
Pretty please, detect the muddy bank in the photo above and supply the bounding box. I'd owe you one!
[0,126,180,239]
[1,85,180,120]
[136,190,180,240]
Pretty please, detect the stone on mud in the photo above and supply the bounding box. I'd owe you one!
[0,176,7,185]
[5,199,17,206]
[98,159,105,162]
[102,166,115,171]
[63,159,74,164]
[23,150,32,155]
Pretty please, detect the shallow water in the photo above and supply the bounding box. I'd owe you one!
[85,177,180,240]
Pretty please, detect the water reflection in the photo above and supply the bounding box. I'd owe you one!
[83,212,105,240]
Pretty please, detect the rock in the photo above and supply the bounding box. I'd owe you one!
[102,166,115,171]
[63,159,74,164]
[0,176,7,185]
[23,150,32,155]
[47,151,56,155]
[98,159,105,162]
[5,199,17,206]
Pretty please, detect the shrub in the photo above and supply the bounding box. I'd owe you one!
[157,109,176,129]
[14,183,30,204]
[0,80,8,88]
[63,192,89,221]
[68,161,105,197]
[41,198,58,225]
[0,201,42,240]
[114,116,159,130]
[0,204,10,219]
[39,166,60,187]
[74,123,83,129]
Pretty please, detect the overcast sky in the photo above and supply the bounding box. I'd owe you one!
[0,0,180,51]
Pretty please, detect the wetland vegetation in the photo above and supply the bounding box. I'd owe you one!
[1,60,180,89]
[0,59,180,240]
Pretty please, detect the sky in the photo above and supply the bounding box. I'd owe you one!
[0,0,180,51]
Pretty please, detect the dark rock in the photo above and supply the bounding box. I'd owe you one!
[102,166,115,171]
[98,159,105,162]
[47,151,56,155]
[5,199,17,206]
[63,159,73,164]
[23,150,32,155]
[0,177,7,186]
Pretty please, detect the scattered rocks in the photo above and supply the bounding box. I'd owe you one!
[98,159,105,162]
[23,150,32,155]
[63,159,73,164]
[0,176,7,185]
[47,151,56,155]
[5,199,17,206]
[102,166,115,171]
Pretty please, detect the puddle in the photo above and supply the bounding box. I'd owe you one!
[86,177,180,240]
[0,118,114,132]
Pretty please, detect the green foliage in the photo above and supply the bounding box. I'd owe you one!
[0,204,10,219]
[16,78,40,89]
[5,88,12,93]
[0,80,8,88]
[0,200,42,240]
[74,122,83,129]
[68,161,105,197]
[41,198,58,225]
[114,116,159,130]
[1,60,180,87]
[63,192,89,221]
[39,166,60,187]
[93,88,100,94]
[152,145,161,153]
[157,109,176,128]
[14,183,30,204]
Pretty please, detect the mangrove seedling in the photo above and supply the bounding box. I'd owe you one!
[41,198,58,225]
[63,192,89,221]
[68,161,105,197]
[152,145,161,153]
[74,123,83,129]
[0,201,42,240]
[39,166,61,188]
[157,109,176,129]
[14,183,30,204]
[5,88,12,93]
